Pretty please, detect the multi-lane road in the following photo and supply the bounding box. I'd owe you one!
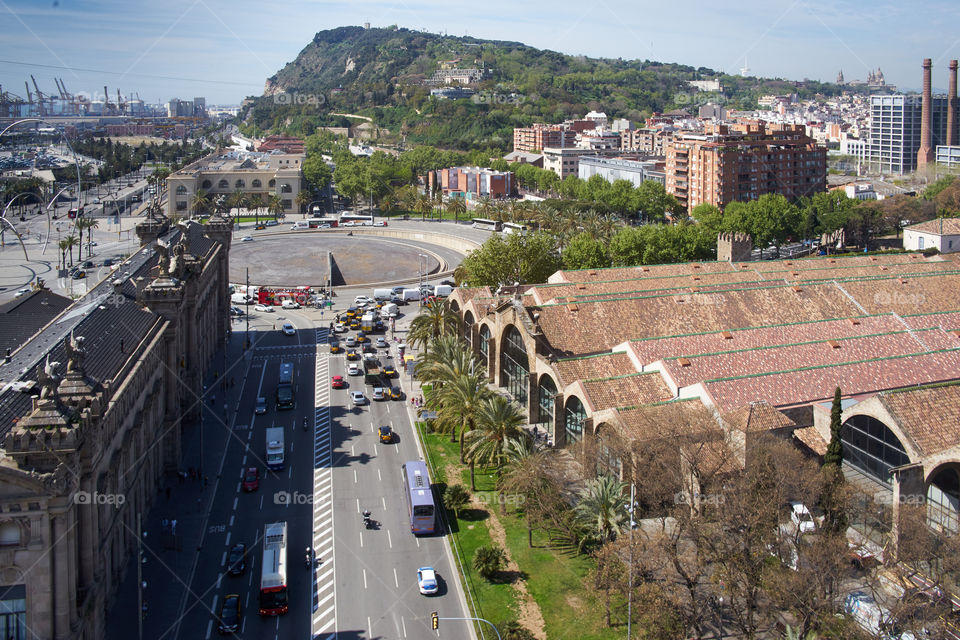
[168,308,473,640]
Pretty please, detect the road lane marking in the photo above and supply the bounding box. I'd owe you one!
[204,620,212,640]
[388,530,393,549]
[377,469,382,482]
[225,532,230,546]
[353,469,357,483]
[368,617,372,638]
[229,515,234,527]
[393,567,398,588]
[220,551,226,565]
[401,616,407,638]
[232,497,237,511]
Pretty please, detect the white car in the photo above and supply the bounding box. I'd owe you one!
[789,501,816,534]
[281,300,301,309]
[351,391,367,406]
[281,323,296,336]
[254,304,274,313]
[334,322,346,333]
[265,220,279,226]
[240,236,253,242]
[348,363,362,376]
[375,337,388,349]
[354,295,372,305]
[417,567,438,595]
[14,288,31,298]
[372,387,386,401]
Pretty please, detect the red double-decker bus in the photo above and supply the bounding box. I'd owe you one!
[259,522,288,615]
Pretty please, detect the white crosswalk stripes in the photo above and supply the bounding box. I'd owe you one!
[311,327,337,638]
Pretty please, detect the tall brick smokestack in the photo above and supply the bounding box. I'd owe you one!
[948,60,958,146]
[918,58,934,169]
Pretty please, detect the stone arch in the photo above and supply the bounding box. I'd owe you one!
[268,179,276,188]
[499,325,530,407]
[926,462,960,534]
[477,323,492,372]
[449,299,460,313]
[536,373,558,430]
[841,414,911,487]
[0,520,22,546]
[217,179,229,189]
[252,179,262,188]
[201,179,212,189]
[175,185,187,195]
[234,179,246,189]
[280,183,292,193]
[462,311,475,351]
[564,394,587,445]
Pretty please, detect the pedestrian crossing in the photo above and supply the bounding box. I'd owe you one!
[310,326,337,639]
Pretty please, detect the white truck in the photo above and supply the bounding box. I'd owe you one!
[265,427,285,471]
[372,288,393,301]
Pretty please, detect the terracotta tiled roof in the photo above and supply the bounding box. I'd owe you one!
[905,218,960,236]
[722,401,796,433]
[904,310,960,331]
[552,352,636,388]
[880,383,960,457]
[580,372,673,411]
[662,329,959,389]
[449,286,493,309]
[703,348,960,413]
[614,399,719,442]
[793,426,829,455]
[843,272,960,315]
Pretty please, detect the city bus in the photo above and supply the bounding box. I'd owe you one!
[67,206,84,219]
[401,461,436,535]
[501,222,529,235]
[338,214,374,226]
[276,362,294,410]
[259,522,289,615]
[308,217,338,228]
[471,217,502,232]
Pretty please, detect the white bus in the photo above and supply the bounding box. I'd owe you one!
[259,522,288,615]
[471,217,502,232]
[501,222,529,235]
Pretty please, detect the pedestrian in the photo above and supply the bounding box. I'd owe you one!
[171,520,177,534]
[204,475,209,487]
[165,486,171,501]
[162,518,169,530]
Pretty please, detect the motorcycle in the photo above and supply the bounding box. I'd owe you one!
[303,417,308,431]
[304,546,312,567]
[362,510,374,529]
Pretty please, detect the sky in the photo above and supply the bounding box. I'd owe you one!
[1,0,959,105]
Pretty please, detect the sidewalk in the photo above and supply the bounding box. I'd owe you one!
[104,332,247,640]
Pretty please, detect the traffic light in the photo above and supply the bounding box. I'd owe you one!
[431,611,439,630]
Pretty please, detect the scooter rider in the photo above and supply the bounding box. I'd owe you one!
[305,546,312,567]
[303,416,308,431]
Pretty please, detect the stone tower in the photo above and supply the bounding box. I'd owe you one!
[717,232,753,263]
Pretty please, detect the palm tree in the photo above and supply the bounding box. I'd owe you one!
[58,237,73,270]
[574,475,628,546]
[62,234,78,266]
[414,192,432,222]
[267,194,284,220]
[499,440,548,547]
[192,189,211,218]
[407,299,459,352]
[227,190,246,225]
[464,394,529,496]
[81,218,99,259]
[417,335,479,387]
[446,196,467,225]
[74,217,97,260]
[436,371,492,465]
[475,195,495,221]
[296,189,312,218]
[247,193,264,225]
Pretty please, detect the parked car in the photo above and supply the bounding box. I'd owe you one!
[281,322,296,336]
[254,224,266,230]
[227,543,246,575]
[217,594,242,634]
[242,467,259,492]
[417,567,438,595]
[790,501,816,534]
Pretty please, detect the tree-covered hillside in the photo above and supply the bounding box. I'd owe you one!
[243,25,859,149]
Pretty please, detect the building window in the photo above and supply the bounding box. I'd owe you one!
[0,584,26,640]
[235,179,245,189]
[281,199,292,210]
[500,326,529,407]
[175,185,187,195]
[538,375,557,428]
[597,432,622,478]
[268,179,276,188]
[218,179,229,189]
[252,179,262,188]
[201,179,212,189]
[462,312,474,350]
[565,396,586,444]
[176,201,187,211]
[927,467,960,534]
[0,523,19,546]
[280,184,292,193]
[841,415,910,487]
[478,325,490,362]
[919,236,925,250]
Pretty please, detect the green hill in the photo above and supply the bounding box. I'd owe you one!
[242,25,856,150]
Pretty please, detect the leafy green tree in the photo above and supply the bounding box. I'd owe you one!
[302,154,333,194]
[562,232,610,270]
[608,226,647,266]
[295,188,313,217]
[690,202,723,236]
[824,387,843,468]
[634,180,683,222]
[456,231,561,287]
[473,545,507,580]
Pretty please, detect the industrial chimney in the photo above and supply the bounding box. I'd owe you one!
[917,58,934,170]
[948,60,958,147]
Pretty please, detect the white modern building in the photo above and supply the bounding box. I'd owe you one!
[903,218,960,253]
[578,156,666,188]
[936,145,960,168]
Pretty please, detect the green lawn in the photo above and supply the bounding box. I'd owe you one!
[419,424,620,639]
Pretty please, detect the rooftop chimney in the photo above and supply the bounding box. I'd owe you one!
[918,58,934,170]
[948,60,958,147]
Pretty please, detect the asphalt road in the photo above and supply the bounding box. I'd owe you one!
[109,304,474,640]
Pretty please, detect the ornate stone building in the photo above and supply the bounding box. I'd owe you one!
[0,206,232,640]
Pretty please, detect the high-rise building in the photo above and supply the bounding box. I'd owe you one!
[664,123,826,211]
[865,94,948,174]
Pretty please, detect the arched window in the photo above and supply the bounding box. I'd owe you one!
[565,396,586,444]
[280,183,292,193]
[463,312,475,350]
[841,415,909,486]
[235,179,245,189]
[252,179,262,188]
[500,326,529,406]
[927,467,960,534]
[175,185,187,195]
[538,375,557,428]
[218,179,229,189]
[201,179,212,189]
[0,521,20,546]
[268,179,276,188]
[597,428,622,479]
[478,325,490,363]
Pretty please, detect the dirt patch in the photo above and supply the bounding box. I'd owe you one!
[476,497,547,640]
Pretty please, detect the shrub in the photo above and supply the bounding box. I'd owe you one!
[443,484,471,518]
[473,544,507,580]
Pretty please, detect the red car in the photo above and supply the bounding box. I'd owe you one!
[242,467,259,492]
[331,375,346,389]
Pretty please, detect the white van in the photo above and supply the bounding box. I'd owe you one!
[381,302,399,318]
[231,293,252,305]
[401,288,421,302]
[372,288,393,301]
[433,284,453,298]
[291,221,309,230]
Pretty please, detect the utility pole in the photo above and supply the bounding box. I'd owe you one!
[627,483,635,640]
[245,267,250,350]
[137,512,144,640]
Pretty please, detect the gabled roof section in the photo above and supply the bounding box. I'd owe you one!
[880,382,960,457]
[722,400,796,433]
[905,217,960,236]
[580,372,673,411]
[0,289,72,356]
[551,352,636,388]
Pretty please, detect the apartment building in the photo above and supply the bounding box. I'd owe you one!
[165,150,304,217]
[664,123,826,211]
[513,124,576,152]
[620,127,673,156]
[542,147,602,180]
[865,94,950,174]
[428,166,515,200]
